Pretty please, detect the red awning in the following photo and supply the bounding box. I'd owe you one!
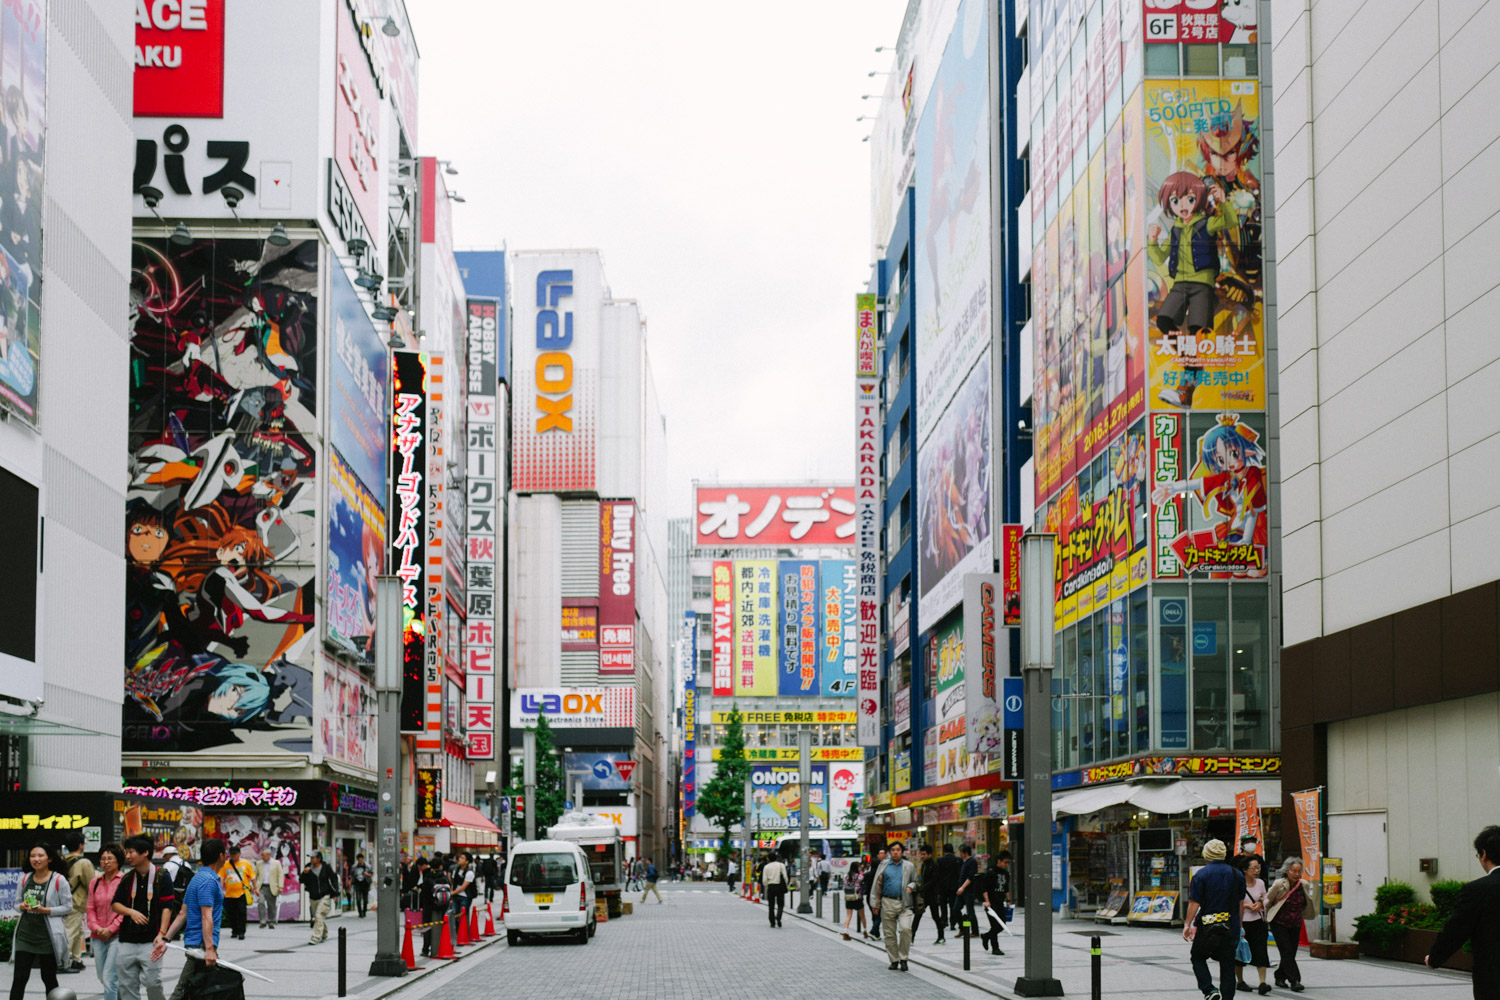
[438,800,500,833]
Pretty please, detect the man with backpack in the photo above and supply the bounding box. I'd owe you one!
[350,854,372,918]
[641,858,664,905]
[61,831,96,973]
[417,858,449,959]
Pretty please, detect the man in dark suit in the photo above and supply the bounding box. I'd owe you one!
[1427,825,1500,1000]
[934,843,961,944]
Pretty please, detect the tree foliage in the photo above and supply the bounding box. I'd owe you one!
[531,714,566,832]
[697,704,751,855]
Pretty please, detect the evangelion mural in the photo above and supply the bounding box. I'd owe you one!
[125,238,319,754]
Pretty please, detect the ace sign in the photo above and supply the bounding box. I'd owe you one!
[135,0,226,118]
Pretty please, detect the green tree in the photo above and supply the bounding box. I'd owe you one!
[697,704,751,867]
[532,714,567,831]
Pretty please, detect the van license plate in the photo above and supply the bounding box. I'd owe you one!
[533,893,554,903]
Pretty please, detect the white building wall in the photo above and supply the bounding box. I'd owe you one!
[598,299,643,500]
[510,493,562,688]
[1273,0,1500,645]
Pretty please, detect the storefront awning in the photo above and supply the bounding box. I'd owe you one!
[1052,784,1137,817]
[424,800,500,847]
[1041,778,1281,820]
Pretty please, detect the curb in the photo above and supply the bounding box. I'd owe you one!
[310,925,505,1000]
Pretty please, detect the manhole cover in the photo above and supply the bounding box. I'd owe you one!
[1069,930,1119,936]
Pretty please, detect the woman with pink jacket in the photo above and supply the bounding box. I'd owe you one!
[85,843,126,1000]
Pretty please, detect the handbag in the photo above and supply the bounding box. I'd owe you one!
[186,965,246,1000]
[1235,930,1252,965]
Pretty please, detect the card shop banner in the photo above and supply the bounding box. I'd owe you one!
[963,574,1005,755]
[390,350,428,732]
[711,561,734,696]
[777,560,821,696]
[694,485,856,548]
[855,377,881,746]
[465,303,499,759]
[599,501,637,676]
[1149,411,1268,580]
[819,560,856,696]
[733,560,777,696]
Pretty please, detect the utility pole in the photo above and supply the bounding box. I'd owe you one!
[796,729,812,913]
[1015,533,1063,998]
[369,577,406,977]
[523,729,537,842]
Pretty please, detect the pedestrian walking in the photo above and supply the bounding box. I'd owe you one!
[760,855,787,927]
[351,853,372,918]
[450,852,476,948]
[909,845,934,941]
[1184,839,1248,1000]
[158,837,225,1000]
[111,835,176,1000]
[1426,824,1500,999]
[953,843,980,937]
[870,841,916,972]
[640,859,664,905]
[841,861,866,940]
[1233,835,1266,879]
[864,848,886,938]
[61,831,96,974]
[1265,856,1321,993]
[979,852,1011,956]
[812,850,832,896]
[87,843,126,1000]
[726,858,738,892]
[255,848,282,929]
[413,859,441,958]
[933,843,959,944]
[8,841,72,1000]
[299,852,339,945]
[218,845,254,940]
[1237,857,1271,995]
[158,847,191,908]
[481,855,500,903]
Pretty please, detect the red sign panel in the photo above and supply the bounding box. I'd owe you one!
[695,485,856,548]
[134,0,227,118]
[711,561,733,696]
[598,502,636,675]
[614,760,637,784]
[1143,0,1247,44]
[1002,524,1022,627]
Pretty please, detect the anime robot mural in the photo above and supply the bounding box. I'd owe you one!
[125,238,320,753]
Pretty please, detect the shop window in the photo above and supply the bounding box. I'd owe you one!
[1106,601,1129,761]
[1077,619,1095,765]
[1183,43,1220,77]
[1144,44,1179,77]
[1155,586,1189,751]
[1130,590,1150,754]
[1062,627,1079,769]
[1231,587,1271,751]
[1053,632,1070,769]
[1222,43,1258,78]
[1191,584,1230,751]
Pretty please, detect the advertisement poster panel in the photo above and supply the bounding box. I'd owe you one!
[694,485,856,548]
[1143,79,1264,412]
[598,501,636,676]
[777,560,821,696]
[963,574,1004,755]
[913,0,991,448]
[819,560,857,696]
[0,0,44,423]
[563,752,635,792]
[125,239,319,755]
[389,350,428,731]
[749,764,828,831]
[917,353,993,630]
[734,560,777,697]
[329,265,389,499]
[318,653,374,773]
[326,449,383,659]
[561,603,598,650]
[202,813,301,922]
[1149,411,1268,579]
[711,561,733,696]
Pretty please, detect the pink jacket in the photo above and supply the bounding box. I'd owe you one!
[86,870,124,939]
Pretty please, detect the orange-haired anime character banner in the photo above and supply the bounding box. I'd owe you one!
[1149,411,1268,579]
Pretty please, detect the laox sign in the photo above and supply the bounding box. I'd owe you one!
[519,692,604,715]
[534,270,575,433]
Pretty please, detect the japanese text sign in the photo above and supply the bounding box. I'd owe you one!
[695,486,856,548]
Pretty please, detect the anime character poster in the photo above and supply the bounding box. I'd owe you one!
[326,450,383,660]
[917,353,993,630]
[0,0,44,423]
[1143,80,1264,411]
[1149,411,1268,578]
[749,765,828,831]
[318,654,375,773]
[125,238,319,754]
[203,813,303,922]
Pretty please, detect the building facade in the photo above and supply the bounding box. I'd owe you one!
[1271,0,1500,934]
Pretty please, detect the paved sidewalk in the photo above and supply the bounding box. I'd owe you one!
[777,892,1479,1000]
[13,902,504,1000]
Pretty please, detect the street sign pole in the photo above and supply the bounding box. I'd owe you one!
[796,730,812,913]
[369,577,406,977]
[523,729,537,842]
[1015,534,1063,998]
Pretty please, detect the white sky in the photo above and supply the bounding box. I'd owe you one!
[407,1,908,519]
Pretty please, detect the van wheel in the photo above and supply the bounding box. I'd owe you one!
[576,925,590,945]
[587,918,596,939]
[506,930,521,946]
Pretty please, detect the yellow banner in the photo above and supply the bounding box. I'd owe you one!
[711,711,855,725]
[733,560,778,696]
[711,747,864,761]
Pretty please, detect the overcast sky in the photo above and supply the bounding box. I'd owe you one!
[407,1,907,520]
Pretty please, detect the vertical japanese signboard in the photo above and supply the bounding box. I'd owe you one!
[421,354,445,756]
[711,561,733,696]
[819,561,855,696]
[599,501,637,675]
[734,560,776,697]
[465,302,498,759]
[855,297,882,746]
[681,610,697,819]
[415,768,443,823]
[964,574,1004,755]
[1002,524,1023,626]
[1291,788,1321,879]
[391,351,428,733]
[778,560,820,695]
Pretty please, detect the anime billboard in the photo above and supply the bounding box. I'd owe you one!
[1149,411,1268,579]
[326,450,382,659]
[0,0,44,423]
[125,238,319,754]
[202,813,302,922]
[749,764,828,831]
[318,654,374,773]
[1143,80,1264,411]
[917,353,993,631]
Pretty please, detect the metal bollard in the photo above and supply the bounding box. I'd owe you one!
[832,888,840,924]
[338,926,347,997]
[816,888,824,920]
[1091,934,1102,1000]
[962,917,972,971]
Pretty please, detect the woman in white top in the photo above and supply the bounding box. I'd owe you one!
[1238,857,1272,995]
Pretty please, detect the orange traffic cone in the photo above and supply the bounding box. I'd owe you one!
[469,905,480,942]
[401,922,417,971]
[457,907,471,946]
[483,903,496,937]
[1300,921,1310,947]
[435,916,456,960]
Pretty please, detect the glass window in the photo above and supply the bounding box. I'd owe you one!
[1063,627,1080,769]
[1231,587,1271,751]
[1222,43,1258,77]
[1077,619,1095,765]
[1053,632,1069,769]
[1183,43,1220,77]
[1191,585,1230,751]
[1107,600,1129,760]
[1144,43,1179,77]
[1155,587,1189,751]
[1130,590,1150,754]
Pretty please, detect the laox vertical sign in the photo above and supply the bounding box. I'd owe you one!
[854,295,882,747]
[599,501,636,675]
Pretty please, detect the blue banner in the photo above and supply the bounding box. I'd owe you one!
[564,752,633,791]
[777,559,820,695]
[819,560,855,696]
[329,264,389,498]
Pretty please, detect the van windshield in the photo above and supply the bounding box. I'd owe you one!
[510,853,579,890]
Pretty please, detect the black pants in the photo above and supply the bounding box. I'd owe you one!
[354,883,370,917]
[910,900,928,937]
[867,897,880,933]
[765,884,786,924]
[1271,922,1302,984]
[931,892,950,938]
[422,906,440,956]
[9,950,58,1000]
[954,892,978,934]
[225,894,247,937]
[1191,927,1238,1000]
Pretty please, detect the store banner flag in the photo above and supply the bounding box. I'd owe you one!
[1234,788,1261,853]
[819,560,856,696]
[963,573,1005,755]
[1291,788,1321,879]
[711,560,733,696]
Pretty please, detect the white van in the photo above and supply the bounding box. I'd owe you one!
[503,839,597,945]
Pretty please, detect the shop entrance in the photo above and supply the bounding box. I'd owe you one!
[1328,810,1387,940]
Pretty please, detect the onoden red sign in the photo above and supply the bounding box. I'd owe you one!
[134,0,226,118]
[695,486,856,548]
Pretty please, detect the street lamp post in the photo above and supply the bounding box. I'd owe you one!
[1014,533,1063,998]
[369,577,407,977]
[796,730,813,914]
